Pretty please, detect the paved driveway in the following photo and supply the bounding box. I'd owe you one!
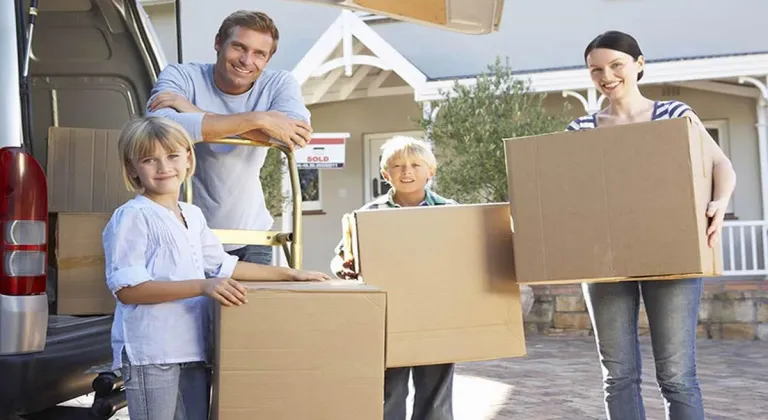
[64,336,767,419]
[450,336,768,420]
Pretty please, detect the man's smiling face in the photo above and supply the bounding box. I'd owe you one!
[214,26,274,95]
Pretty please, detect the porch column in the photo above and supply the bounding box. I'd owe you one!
[738,76,768,220]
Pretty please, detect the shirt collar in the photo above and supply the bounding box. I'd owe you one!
[385,188,439,208]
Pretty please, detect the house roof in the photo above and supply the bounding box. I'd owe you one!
[176,0,768,100]
[368,0,768,80]
[242,0,768,78]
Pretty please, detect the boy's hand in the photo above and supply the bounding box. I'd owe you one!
[336,259,359,280]
[201,278,248,307]
[292,269,330,282]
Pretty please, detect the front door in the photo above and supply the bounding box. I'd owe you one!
[363,131,425,204]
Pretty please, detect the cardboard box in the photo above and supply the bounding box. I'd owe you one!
[212,281,386,420]
[49,213,115,315]
[351,203,526,368]
[47,127,134,214]
[504,117,723,285]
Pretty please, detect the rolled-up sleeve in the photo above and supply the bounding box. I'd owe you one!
[146,64,205,141]
[102,207,152,295]
[197,209,238,278]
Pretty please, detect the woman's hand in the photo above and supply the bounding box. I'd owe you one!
[706,199,729,248]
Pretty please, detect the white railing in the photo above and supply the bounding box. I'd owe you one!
[722,220,768,276]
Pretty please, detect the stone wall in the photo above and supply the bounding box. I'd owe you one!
[524,279,768,340]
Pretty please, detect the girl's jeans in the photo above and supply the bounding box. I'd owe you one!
[121,351,209,420]
[583,278,705,420]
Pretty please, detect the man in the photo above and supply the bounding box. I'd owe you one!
[146,10,311,265]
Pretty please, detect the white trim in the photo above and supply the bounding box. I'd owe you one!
[291,10,427,92]
[307,85,413,105]
[292,13,345,86]
[312,55,391,77]
[671,81,760,98]
[415,53,768,102]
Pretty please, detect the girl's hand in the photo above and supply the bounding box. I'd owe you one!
[202,278,248,306]
[706,199,729,248]
[292,269,330,282]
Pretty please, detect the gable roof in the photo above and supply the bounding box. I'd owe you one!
[370,0,768,80]
[292,10,425,89]
[177,0,768,91]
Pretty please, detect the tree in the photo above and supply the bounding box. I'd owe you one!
[260,148,285,215]
[420,57,572,204]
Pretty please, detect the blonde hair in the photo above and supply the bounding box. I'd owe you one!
[118,116,196,192]
[217,10,280,56]
[379,136,437,172]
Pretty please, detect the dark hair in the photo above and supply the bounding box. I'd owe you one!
[584,31,644,81]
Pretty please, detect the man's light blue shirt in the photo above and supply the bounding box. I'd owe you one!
[146,63,311,250]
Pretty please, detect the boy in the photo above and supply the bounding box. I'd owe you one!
[330,136,456,420]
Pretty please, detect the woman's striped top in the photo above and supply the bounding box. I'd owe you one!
[566,100,694,131]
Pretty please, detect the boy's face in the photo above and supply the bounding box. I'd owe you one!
[381,155,435,195]
[129,144,191,196]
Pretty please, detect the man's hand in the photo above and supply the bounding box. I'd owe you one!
[148,92,203,114]
[254,111,312,150]
[706,199,729,248]
[201,277,248,307]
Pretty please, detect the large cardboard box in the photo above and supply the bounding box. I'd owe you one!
[49,213,115,315]
[351,203,526,368]
[504,117,723,285]
[212,281,386,420]
[47,127,133,214]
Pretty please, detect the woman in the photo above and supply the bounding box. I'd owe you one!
[566,31,736,420]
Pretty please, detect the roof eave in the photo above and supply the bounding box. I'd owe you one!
[415,53,768,102]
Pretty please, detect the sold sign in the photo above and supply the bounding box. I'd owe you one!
[295,133,349,169]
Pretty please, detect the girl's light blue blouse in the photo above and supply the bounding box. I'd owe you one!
[102,194,238,370]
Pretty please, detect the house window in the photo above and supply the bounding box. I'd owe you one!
[299,169,322,212]
[703,119,735,215]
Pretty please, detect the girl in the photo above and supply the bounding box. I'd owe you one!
[102,116,328,420]
[567,31,736,420]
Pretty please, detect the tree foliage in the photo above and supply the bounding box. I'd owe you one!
[260,148,285,215]
[420,57,572,204]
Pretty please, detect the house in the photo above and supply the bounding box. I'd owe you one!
[141,0,768,339]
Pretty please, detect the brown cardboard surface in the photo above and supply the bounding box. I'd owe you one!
[504,117,723,285]
[47,127,133,214]
[50,213,114,315]
[356,0,447,25]
[353,203,526,368]
[212,281,386,420]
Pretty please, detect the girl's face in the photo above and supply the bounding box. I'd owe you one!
[586,48,644,100]
[128,143,191,197]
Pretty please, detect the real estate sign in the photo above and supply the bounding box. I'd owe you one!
[296,133,350,169]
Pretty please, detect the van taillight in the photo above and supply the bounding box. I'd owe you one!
[0,147,47,296]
